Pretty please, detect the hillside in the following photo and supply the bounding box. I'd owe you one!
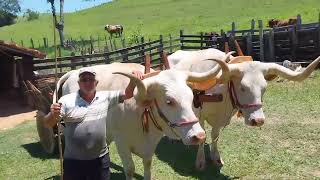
[0,0,319,47]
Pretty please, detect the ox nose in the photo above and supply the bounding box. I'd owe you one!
[251,118,265,127]
[191,132,206,145]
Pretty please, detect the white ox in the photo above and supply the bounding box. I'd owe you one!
[52,62,224,179]
[168,48,320,170]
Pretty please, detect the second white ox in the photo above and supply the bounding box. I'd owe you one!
[168,48,320,170]
[53,62,223,179]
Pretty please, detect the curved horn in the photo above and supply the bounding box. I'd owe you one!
[224,51,235,63]
[265,56,320,81]
[187,58,230,82]
[112,72,147,101]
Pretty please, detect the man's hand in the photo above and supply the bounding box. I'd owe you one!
[122,70,144,101]
[50,103,61,119]
[132,70,144,80]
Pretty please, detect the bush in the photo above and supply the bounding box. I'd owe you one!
[24,9,39,21]
[0,10,16,27]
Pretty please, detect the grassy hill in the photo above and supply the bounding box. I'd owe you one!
[0,0,319,48]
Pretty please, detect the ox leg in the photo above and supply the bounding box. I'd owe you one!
[115,142,135,180]
[210,128,224,167]
[195,118,206,171]
[143,157,152,180]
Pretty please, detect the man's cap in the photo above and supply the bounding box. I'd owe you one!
[79,67,96,77]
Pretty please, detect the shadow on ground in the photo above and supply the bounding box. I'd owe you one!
[22,142,143,179]
[155,137,239,180]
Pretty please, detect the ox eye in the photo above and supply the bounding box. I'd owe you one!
[166,99,174,106]
[240,87,246,92]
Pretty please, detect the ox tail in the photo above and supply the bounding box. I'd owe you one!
[52,70,75,104]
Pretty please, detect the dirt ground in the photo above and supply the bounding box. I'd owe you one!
[0,91,36,130]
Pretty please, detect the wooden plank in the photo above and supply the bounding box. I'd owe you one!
[297,14,302,30]
[258,20,264,61]
[246,32,253,56]
[180,46,202,50]
[200,32,204,50]
[231,22,236,36]
[268,29,275,62]
[290,27,297,61]
[180,30,184,50]
[251,19,255,33]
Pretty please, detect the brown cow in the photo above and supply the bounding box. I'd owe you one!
[268,17,297,28]
[104,24,123,37]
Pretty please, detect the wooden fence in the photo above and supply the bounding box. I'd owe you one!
[180,14,320,63]
[33,35,180,78]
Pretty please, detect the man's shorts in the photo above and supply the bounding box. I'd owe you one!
[63,153,110,180]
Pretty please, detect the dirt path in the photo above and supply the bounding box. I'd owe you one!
[0,92,37,130]
[0,110,36,130]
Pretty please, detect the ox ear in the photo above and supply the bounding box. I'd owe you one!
[136,82,160,106]
[264,74,278,81]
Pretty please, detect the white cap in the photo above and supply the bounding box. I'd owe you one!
[79,67,96,77]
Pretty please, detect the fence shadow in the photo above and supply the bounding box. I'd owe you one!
[155,137,238,180]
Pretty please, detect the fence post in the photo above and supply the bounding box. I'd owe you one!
[169,34,173,53]
[231,22,236,36]
[200,32,204,49]
[30,38,34,48]
[180,30,184,50]
[121,38,126,49]
[11,38,13,43]
[104,52,110,64]
[139,37,145,63]
[268,29,275,62]
[109,37,113,51]
[258,20,264,61]
[97,35,101,53]
[20,40,24,47]
[90,35,94,54]
[159,35,164,69]
[246,32,252,56]
[113,39,117,50]
[297,14,302,30]
[290,26,297,62]
[251,19,255,33]
[43,37,47,48]
[104,36,109,52]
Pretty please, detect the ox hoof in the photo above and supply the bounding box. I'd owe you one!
[195,156,206,171]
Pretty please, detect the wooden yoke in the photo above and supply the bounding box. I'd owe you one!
[161,52,171,69]
[144,54,151,74]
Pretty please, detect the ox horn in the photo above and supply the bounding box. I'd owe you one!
[186,55,232,82]
[112,72,147,101]
[265,56,320,81]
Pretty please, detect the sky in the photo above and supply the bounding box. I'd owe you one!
[19,0,112,14]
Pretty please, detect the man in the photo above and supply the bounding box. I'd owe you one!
[44,67,143,180]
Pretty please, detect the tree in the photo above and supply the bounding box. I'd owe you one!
[47,0,65,47]
[0,0,21,27]
[24,9,40,21]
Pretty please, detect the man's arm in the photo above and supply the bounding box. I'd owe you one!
[120,71,144,101]
[43,103,61,128]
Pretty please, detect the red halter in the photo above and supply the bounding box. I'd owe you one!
[228,81,262,109]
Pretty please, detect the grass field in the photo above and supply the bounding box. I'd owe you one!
[0,70,319,180]
[0,0,320,48]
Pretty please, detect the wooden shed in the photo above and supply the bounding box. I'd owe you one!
[0,40,46,115]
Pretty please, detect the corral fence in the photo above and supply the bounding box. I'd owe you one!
[180,14,320,64]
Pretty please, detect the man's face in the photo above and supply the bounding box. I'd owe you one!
[78,73,98,94]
